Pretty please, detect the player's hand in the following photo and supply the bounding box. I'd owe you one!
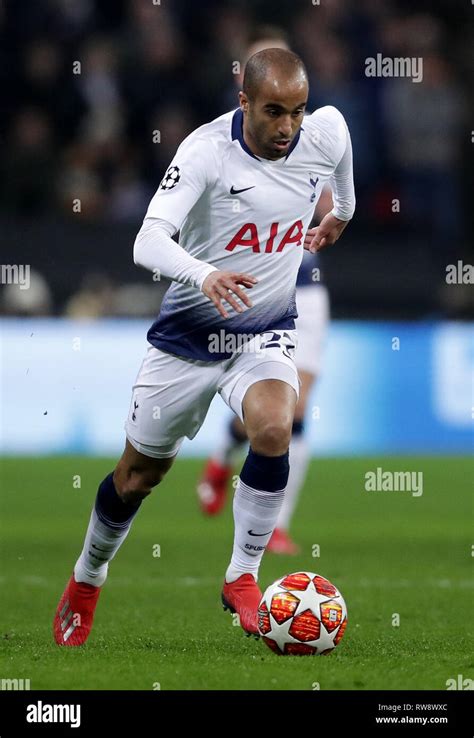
[201,271,258,319]
[304,213,350,253]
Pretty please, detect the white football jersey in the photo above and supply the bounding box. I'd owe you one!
[145,106,354,360]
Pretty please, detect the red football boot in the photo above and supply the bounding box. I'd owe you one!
[196,459,233,516]
[266,528,301,555]
[221,573,262,637]
[53,573,102,646]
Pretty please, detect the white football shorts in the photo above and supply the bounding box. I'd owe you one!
[124,329,299,458]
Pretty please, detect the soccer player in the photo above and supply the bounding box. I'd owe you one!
[197,31,332,555]
[53,48,355,645]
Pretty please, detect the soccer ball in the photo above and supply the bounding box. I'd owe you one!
[257,571,347,655]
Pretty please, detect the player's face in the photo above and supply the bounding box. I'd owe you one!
[240,76,308,160]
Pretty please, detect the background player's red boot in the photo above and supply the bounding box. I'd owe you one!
[267,528,301,555]
[53,573,102,646]
[197,459,232,515]
[221,573,262,636]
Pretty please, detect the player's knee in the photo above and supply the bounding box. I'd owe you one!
[248,419,292,456]
[113,458,172,503]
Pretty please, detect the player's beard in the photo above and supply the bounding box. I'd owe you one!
[261,131,292,160]
[260,134,291,160]
[247,119,291,160]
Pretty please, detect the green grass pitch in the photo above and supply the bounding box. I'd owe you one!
[0,455,472,690]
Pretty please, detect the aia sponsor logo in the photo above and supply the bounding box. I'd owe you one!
[225,220,304,253]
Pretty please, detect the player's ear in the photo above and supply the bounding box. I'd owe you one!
[238,91,249,112]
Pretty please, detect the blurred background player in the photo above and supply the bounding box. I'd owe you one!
[197,29,331,555]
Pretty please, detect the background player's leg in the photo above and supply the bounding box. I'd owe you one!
[268,370,315,553]
[196,416,247,515]
[214,416,247,466]
[74,440,175,586]
[225,378,296,584]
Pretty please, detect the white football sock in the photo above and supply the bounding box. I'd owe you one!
[74,509,132,587]
[225,479,285,583]
[276,434,310,531]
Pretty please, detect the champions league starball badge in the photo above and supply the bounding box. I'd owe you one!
[159,165,181,190]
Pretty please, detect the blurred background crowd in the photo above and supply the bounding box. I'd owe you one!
[1,0,472,318]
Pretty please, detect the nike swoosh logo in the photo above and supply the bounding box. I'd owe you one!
[248,529,272,537]
[230,185,255,195]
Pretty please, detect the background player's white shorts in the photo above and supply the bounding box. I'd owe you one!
[124,329,299,458]
[294,285,330,376]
